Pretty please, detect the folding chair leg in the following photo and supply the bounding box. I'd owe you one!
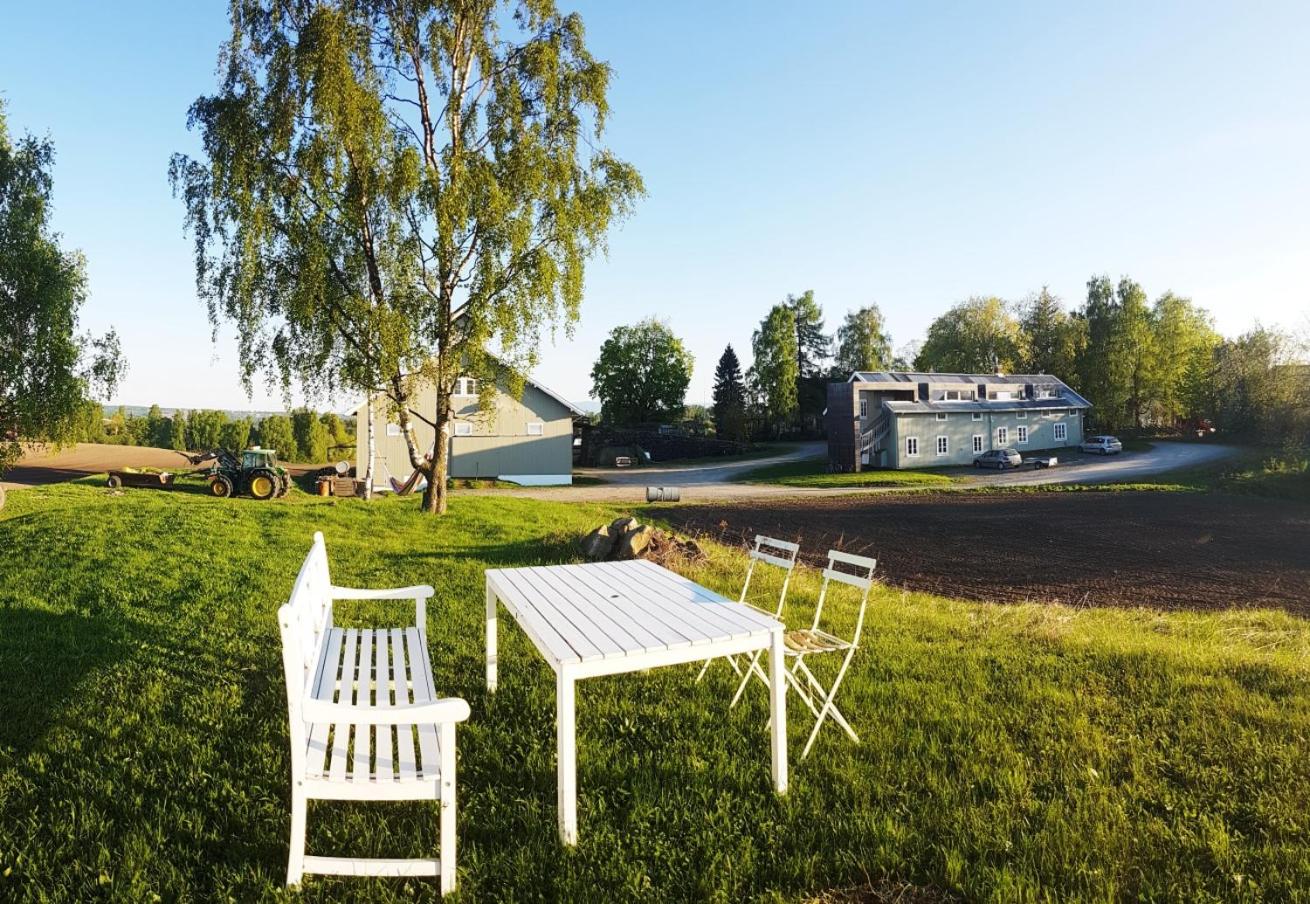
[287,785,307,886]
[798,653,860,758]
[694,658,713,683]
[792,659,856,739]
[729,651,770,708]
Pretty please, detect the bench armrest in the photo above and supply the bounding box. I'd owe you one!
[302,696,471,726]
[330,584,433,628]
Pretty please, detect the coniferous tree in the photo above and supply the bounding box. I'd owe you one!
[711,345,747,442]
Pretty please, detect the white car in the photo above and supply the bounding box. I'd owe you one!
[1080,435,1123,455]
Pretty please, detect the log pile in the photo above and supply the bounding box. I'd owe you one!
[581,516,706,567]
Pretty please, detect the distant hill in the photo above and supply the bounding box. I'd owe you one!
[100,405,353,421]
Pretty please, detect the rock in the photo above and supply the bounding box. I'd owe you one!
[581,524,617,561]
[609,516,639,535]
[615,524,655,560]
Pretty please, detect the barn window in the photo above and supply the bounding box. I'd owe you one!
[527,422,544,436]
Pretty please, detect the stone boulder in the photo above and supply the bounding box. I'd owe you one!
[581,524,618,561]
[614,524,655,560]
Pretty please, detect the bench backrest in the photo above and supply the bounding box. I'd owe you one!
[277,532,334,728]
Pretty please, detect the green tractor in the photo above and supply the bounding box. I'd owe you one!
[194,448,292,500]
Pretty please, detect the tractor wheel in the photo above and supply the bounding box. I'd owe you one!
[248,470,278,500]
[209,475,235,498]
[106,474,123,489]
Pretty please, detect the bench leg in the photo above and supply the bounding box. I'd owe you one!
[440,722,457,894]
[557,668,578,845]
[287,784,307,886]
[486,583,498,692]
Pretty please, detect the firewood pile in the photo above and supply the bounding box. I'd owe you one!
[580,516,706,567]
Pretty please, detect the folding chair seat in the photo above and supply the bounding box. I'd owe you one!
[782,549,876,759]
[694,535,798,693]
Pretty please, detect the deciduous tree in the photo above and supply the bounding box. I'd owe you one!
[914,297,1025,374]
[833,304,893,375]
[590,319,693,426]
[0,104,122,472]
[751,304,799,433]
[172,0,641,514]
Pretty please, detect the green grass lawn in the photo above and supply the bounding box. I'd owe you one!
[737,458,958,489]
[2,483,1309,901]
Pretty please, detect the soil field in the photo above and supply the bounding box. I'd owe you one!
[1,443,329,491]
[657,491,1310,615]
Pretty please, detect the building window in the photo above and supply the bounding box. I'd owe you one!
[973,434,984,454]
[997,426,1009,445]
[936,436,949,456]
[972,412,982,421]
[1054,423,1067,442]
[453,421,473,436]
[386,423,402,437]
[454,377,479,396]
[994,391,1014,400]
[1016,411,1026,419]
[1068,409,1078,417]
[905,437,919,457]
[936,412,947,421]
[859,399,867,418]
[526,421,544,436]
[1018,425,1029,444]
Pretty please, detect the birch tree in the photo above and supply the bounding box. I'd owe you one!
[171,0,642,513]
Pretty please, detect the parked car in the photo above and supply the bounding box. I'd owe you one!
[1080,435,1124,455]
[974,448,1022,469]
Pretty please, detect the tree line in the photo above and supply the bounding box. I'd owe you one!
[592,282,1306,448]
[66,403,355,464]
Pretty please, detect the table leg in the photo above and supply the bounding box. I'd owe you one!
[557,667,578,845]
[486,583,498,692]
[769,629,788,794]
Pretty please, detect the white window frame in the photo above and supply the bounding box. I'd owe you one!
[973,434,984,454]
[454,377,479,397]
[936,435,949,456]
[972,412,982,421]
[1017,425,1028,445]
[859,399,867,418]
[526,421,544,436]
[1016,411,1026,419]
[1054,423,1067,442]
[905,436,919,457]
[1068,409,1078,417]
[386,423,402,437]
[936,412,947,421]
[997,426,1009,445]
[453,421,473,436]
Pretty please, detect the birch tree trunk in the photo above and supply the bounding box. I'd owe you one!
[362,394,376,500]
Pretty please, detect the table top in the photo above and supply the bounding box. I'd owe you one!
[486,559,780,667]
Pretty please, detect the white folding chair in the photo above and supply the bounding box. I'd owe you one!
[783,549,876,759]
[695,535,799,690]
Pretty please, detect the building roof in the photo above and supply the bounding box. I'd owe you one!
[843,370,1092,409]
[355,372,584,418]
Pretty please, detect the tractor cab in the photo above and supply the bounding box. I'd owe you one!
[242,448,280,470]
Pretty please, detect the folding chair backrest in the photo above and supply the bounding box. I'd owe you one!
[813,549,877,647]
[740,535,800,617]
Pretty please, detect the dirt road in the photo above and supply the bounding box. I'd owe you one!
[657,491,1310,614]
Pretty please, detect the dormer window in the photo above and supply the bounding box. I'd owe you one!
[942,389,976,401]
[454,377,479,396]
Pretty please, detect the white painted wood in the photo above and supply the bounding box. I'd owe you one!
[278,534,469,892]
[557,667,578,845]
[483,559,787,846]
[769,627,788,793]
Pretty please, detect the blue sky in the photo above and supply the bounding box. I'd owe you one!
[2,1,1308,412]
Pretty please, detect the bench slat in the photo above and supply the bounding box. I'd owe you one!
[407,627,441,778]
[374,627,393,780]
[329,630,357,783]
[392,627,417,781]
[352,629,373,781]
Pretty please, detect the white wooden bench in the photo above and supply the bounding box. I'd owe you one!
[277,531,469,893]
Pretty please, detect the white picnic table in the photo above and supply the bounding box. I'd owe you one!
[485,558,788,845]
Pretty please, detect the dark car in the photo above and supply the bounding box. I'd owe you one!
[974,448,1022,469]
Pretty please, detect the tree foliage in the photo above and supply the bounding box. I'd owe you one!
[711,344,747,442]
[785,290,829,378]
[258,415,296,460]
[1019,288,1081,381]
[292,409,330,462]
[914,297,1025,374]
[833,304,893,375]
[0,104,122,471]
[172,0,642,513]
[750,304,799,431]
[590,319,693,426]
